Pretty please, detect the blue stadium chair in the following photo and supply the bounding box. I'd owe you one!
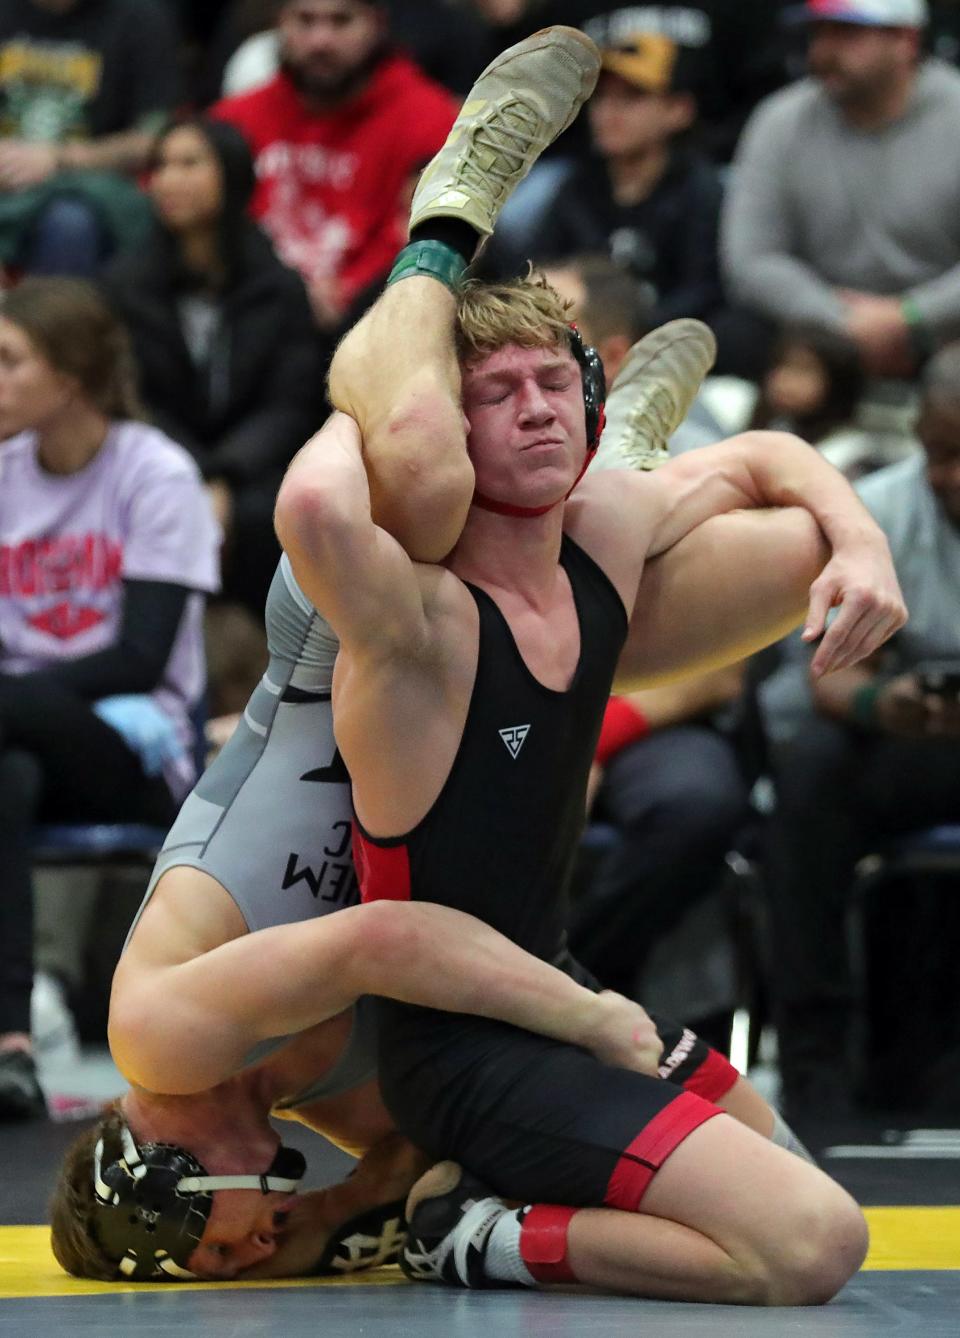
[854,824,960,886]
[32,820,168,867]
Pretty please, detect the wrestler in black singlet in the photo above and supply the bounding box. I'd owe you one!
[356,537,737,1212]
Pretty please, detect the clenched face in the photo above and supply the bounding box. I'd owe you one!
[461,343,588,513]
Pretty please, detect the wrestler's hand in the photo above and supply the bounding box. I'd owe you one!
[802,533,907,679]
[586,991,663,1076]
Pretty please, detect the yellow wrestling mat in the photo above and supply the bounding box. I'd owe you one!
[1,1207,958,1299]
[0,1227,407,1298]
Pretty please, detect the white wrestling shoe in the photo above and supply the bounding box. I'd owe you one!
[591,319,718,472]
[401,1161,509,1287]
[408,27,600,239]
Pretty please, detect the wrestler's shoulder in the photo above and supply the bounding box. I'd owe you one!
[565,469,661,545]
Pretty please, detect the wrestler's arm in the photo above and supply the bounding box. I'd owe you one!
[583,430,906,678]
[273,410,434,658]
[616,507,832,685]
[110,898,660,1095]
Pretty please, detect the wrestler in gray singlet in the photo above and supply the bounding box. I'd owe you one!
[126,555,377,1103]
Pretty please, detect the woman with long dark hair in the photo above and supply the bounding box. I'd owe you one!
[101,116,328,617]
[0,278,219,1118]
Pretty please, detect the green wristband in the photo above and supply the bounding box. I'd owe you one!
[850,681,882,730]
[386,240,466,294]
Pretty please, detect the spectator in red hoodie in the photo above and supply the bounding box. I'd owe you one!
[211,0,457,330]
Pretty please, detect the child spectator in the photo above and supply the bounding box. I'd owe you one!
[101,116,327,619]
[749,324,921,479]
[0,279,219,1119]
[750,325,874,475]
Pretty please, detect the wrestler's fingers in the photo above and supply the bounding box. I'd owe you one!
[814,614,880,677]
[837,607,907,672]
[801,575,840,643]
[812,603,902,677]
[809,585,886,676]
[808,588,868,674]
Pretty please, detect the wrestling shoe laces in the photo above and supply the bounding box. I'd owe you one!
[402,1161,508,1287]
[590,319,718,472]
[408,26,600,239]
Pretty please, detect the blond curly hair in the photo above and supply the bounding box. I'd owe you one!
[455,270,574,364]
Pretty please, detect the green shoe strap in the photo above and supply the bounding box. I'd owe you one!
[386,240,466,293]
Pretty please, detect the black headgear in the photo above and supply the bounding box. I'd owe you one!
[472,325,607,518]
[568,323,607,453]
[91,1122,306,1281]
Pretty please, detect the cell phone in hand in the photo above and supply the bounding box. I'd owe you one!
[915,660,960,698]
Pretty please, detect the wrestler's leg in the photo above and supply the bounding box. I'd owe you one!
[329,278,470,560]
[649,1016,813,1161]
[394,1020,864,1305]
[327,27,600,559]
[562,1118,866,1304]
[408,1113,862,1305]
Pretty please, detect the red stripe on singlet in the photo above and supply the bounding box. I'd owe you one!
[352,822,412,902]
[604,1091,721,1212]
[684,1047,739,1102]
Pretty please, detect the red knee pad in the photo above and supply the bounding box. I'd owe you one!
[519,1204,579,1284]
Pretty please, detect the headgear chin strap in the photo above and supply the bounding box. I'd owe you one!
[473,325,607,519]
[91,1121,306,1281]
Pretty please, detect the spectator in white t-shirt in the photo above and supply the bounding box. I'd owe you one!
[0,278,219,1120]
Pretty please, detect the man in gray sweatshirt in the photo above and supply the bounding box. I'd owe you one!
[722,0,960,378]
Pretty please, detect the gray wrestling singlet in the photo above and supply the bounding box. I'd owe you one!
[126,555,377,1101]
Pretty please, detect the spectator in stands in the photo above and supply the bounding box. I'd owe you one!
[0,278,218,1119]
[568,670,751,1008]
[554,1,792,162]
[101,116,327,619]
[748,324,881,478]
[211,0,457,330]
[524,34,725,333]
[0,0,181,279]
[466,3,791,161]
[761,340,960,1122]
[722,0,960,381]
[211,0,489,101]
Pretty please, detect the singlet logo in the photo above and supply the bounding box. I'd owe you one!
[499,724,531,759]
